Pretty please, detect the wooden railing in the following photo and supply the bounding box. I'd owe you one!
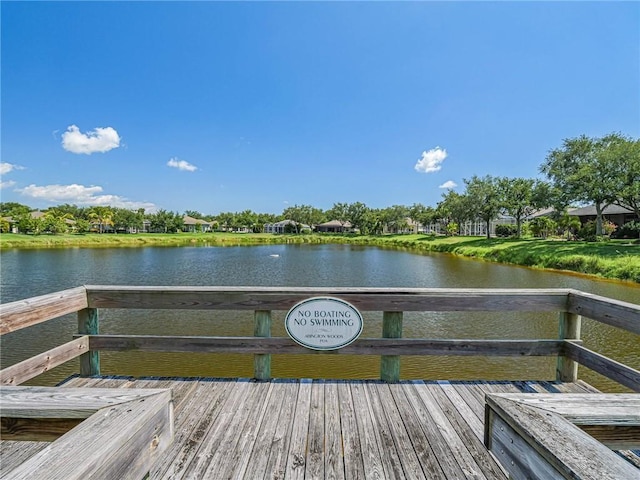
[1,286,639,391]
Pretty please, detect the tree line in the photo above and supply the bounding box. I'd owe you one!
[1,132,638,238]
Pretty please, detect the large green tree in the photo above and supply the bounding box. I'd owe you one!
[325,203,349,225]
[499,178,549,238]
[113,208,144,232]
[148,209,183,233]
[0,202,31,217]
[436,191,473,235]
[346,202,370,233]
[215,212,236,231]
[361,209,383,235]
[464,175,502,239]
[381,205,409,233]
[409,203,438,233]
[607,136,640,218]
[541,133,627,236]
[282,204,324,233]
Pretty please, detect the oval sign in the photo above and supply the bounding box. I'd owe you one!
[285,297,363,351]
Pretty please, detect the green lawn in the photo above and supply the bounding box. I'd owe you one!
[1,232,638,283]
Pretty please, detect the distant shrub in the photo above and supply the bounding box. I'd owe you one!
[577,220,616,241]
[612,221,640,239]
[529,217,557,238]
[495,224,518,237]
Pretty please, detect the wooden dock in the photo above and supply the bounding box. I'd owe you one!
[2,376,638,479]
[2,286,639,479]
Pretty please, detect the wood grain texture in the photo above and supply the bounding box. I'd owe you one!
[568,290,640,335]
[78,308,100,376]
[1,386,173,480]
[85,334,567,356]
[6,378,634,479]
[556,312,581,382]
[1,417,84,441]
[0,287,88,335]
[380,311,403,382]
[253,310,271,380]
[84,285,571,312]
[485,393,640,480]
[0,336,89,386]
[565,341,640,392]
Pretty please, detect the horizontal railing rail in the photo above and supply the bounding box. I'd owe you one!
[1,286,638,390]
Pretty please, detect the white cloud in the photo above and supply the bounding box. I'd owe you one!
[1,162,25,175]
[16,183,156,211]
[167,157,198,172]
[61,125,121,154]
[0,180,16,189]
[414,146,448,173]
[439,180,458,189]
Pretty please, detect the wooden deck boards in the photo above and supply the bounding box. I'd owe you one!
[2,377,639,479]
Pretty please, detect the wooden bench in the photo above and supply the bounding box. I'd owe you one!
[484,393,640,479]
[0,386,173,480]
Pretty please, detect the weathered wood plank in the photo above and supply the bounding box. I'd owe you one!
[0,336,89,386]
[568,290,640,335]
[2,388,173,480]
[0,441,48,476]
[240,380,289,479]
[8,377,635,480]
[1,416,84,442]
[152,379,234,480]
[427,382,508,479]
[487,410,565,479]
[285,378,312,480]
[205,380,271,479]
[78,308,100,376]
[86,334,567,356]
[374,382,427,479]
[324,381,345,480]
[565,341,640,392]
[263,379,299,480]
[305,379,325,479]
[177,379,250,479]
[402,382,467,478]
[254,309,271,380]
[84,285,571,312]
[388,382,448,479]
[336,380,366,480]
[413,381,489,479]
[363,381,405,478]
[488,393,640,424]
[577,424,640,450]
[485,394,640,480]
[437,381,485,442]
[0,386,170,418]
[556,312,581,382]
[381,311,403,382]
[485,392,640,450]
[0,287,88,335]
[349,381,385,479]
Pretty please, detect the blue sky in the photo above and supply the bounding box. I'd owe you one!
[1,1,638,216]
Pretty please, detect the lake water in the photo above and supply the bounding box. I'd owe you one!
[1,244,638,391]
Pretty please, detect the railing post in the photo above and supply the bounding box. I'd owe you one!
[381,311,403,382]
[254,310,271,380]
[78,308,100,376]
[556,311,581,382]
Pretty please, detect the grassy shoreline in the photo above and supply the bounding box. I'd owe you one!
[1,232,639,283]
